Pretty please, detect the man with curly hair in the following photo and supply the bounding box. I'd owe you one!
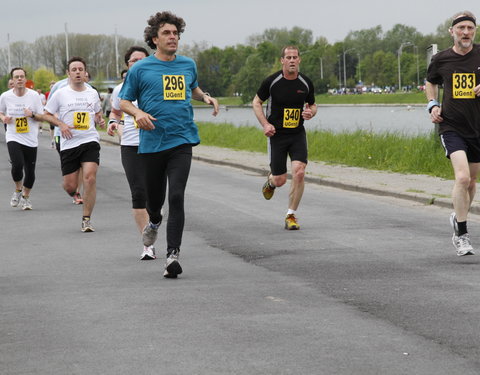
[120,11,219,278]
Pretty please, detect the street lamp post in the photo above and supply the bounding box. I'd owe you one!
[114,25,119,79]
[320,57,323,80]
[337,54,342,89]
[299,49,323,81]
[7,33,11,73]
[343,48,356,90]
[357,52,361,83]
[65,23,69,67]
[398,42,412,91]
[413,45,419,87]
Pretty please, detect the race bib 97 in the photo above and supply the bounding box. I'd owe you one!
[452,73,476,99]
[163,75,186,100]
[73,112,90,130]
[15,117,29,133]
[283,108,300,128]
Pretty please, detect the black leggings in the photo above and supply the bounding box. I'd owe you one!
[121,145,147,209]
[141,144,192,249]
[7,141,37,189]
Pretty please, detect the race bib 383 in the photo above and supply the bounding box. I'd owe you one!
[452,73,476,99]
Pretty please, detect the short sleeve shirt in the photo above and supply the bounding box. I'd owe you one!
[112,82,139,147]
[119,54,200,153]
[0,88,44,147]
[44,85,101,151]
[427,44,480,138]
[256,71,315,134]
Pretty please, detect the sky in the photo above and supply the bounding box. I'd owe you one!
[2,0,480,49]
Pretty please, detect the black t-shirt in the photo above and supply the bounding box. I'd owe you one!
[256,70,315,134]
[427,44,480,138]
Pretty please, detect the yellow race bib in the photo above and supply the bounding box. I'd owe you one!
[452,73,476,99]
[15,117,29,133]
[163,75,186,100]
[73,111,90,130]
[131,115,139,129]
[283,108,301,128]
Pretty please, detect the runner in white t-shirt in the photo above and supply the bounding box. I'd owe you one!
[0,67,46,210]
[47,76,94,205]
[107,46,154,260]
[43,57,105,232]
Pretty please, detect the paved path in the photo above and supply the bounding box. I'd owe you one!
[2,132,480,374]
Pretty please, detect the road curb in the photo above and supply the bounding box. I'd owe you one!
[192,154,457,210]
[101,134,480,215]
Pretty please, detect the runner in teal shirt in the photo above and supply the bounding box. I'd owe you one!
[119,54,200,153]
[119,11,219,278]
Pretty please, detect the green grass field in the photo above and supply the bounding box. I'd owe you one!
[106,93,450,179]
[316,91,426,105]
[197,122,453,179]
[196,92,427,106]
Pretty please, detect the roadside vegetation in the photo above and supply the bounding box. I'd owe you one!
[197,122,453,180]
[316,91,426,105]
[203,91,428,107]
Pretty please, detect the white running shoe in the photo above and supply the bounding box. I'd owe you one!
[72,192,83,205]
[81,218,95,233]
[452,233,475,256]
[449,213,474,256]
[140,245,156,260]
[449,212,458,236]
[163,248,182,278]
[10,191,22,207]
[20,196,32,210]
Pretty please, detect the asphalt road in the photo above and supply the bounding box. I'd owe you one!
[1,133,480,374]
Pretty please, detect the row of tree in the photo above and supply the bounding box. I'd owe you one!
[0,17,464,102]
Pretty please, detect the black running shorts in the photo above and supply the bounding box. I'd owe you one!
[440,131,480,162]
[268,129,308,175]
[60,141,100,176]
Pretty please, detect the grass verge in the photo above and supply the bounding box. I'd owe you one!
[197,122,453,180]
[316,92,426,105]
[194,93,427,106]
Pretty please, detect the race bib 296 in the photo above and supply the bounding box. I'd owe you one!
[163,75,186,100]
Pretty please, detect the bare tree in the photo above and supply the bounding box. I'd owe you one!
[10,41,32,68]
[34,35,60,73]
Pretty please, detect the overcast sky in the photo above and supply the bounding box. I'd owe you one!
[2,0,479,49]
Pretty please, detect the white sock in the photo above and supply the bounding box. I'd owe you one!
[287,209,295,216]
